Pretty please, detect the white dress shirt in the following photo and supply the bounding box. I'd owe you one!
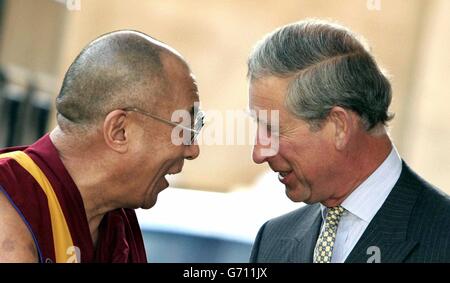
[318,146,402,263]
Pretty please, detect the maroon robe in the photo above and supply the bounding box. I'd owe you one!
[0,134,147,263]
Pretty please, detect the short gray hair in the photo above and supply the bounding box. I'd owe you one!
[248,19,393,131]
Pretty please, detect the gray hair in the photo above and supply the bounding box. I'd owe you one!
[248,19,393,131]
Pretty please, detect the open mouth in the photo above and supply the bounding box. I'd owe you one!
[277,171,292,182]
[164,169,182,184]
[167,170,181,176]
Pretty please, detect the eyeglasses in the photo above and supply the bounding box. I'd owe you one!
[122,106,205,144]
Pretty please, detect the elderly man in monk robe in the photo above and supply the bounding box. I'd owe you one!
[0,30,203,263]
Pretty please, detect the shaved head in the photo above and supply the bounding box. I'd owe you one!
[56,30,181,130]
[46,30,201,220]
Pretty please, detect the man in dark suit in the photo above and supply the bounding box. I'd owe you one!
[247,19,450,263]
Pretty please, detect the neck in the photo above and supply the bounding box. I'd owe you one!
[49,127,117,246]
[322,129,393,207]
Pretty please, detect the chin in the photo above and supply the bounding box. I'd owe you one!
[140,197,158,210]
[285,185,312,203]
[140,204,156,210]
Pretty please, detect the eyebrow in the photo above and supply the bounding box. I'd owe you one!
[254,115,278,131]
[255,115,271,127]
[246,109,269,125]
[191,80,200,97]
[192,84,199,94]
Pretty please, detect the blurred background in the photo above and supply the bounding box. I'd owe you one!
[0,0,449,262]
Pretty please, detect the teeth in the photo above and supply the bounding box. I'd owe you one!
[278,171,291,181]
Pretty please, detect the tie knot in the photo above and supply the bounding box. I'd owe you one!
[325,206,345,226]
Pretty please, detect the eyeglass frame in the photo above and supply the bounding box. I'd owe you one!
[121,106,205,144]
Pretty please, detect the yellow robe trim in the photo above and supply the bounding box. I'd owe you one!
[0,151,77,263]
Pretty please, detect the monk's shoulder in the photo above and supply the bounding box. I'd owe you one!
[0,156,26,189]
[0,191,38,263]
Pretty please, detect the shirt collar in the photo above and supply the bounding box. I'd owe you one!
[320,145,402,223]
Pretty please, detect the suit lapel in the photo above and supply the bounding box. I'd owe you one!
[345,162,420,263]
[344,221,418,263]
[285,204,322,263]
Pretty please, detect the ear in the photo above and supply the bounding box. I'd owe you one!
[103,110,128,153]
[328,106,353,150]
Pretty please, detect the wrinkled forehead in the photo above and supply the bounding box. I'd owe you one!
[249,76,289,118]
[173,71,199,112]
[160,54,200,115]
[250,75,287,101]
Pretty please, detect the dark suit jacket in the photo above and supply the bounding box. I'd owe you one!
[250,161,450,263]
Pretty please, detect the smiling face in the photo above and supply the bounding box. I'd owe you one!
[249,76,342,204]
[124,54,200,209]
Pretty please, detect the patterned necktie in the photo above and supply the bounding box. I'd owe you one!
[313,206,345,263]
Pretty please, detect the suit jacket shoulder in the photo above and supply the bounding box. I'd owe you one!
[250,203,322,262]
[345,161,450,263]
[405,166,450,262]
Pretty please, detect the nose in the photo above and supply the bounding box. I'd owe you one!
[185,143,200,160]
[252,138,269,164]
